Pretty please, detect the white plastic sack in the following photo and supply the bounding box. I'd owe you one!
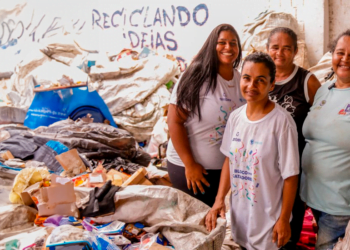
[308,52,334,85]
[241,11,310,69]
[27,59,88,86]
[89,57,146,82]
[146,116,168,157]
[0,106,27,124]
[8,59,88,109]
[40,36,87,67]
[0,204,38,240]
[113,85,171,142]
[94,55,179,115]
[92,185,226,250]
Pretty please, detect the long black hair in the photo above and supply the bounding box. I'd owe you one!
[176,24,242,120]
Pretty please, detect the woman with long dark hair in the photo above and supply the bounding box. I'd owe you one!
[166,24,246,206]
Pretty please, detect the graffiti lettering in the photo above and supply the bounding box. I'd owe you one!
[176,6,190,27]
[163,6,175,27]
[42,17,62,39]
[92,4,209,29]
[0,19,24,46]
[130,8,144,27]
[111,9,124,28]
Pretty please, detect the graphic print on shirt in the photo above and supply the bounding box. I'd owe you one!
[338,103,350,115]
[229,133,262,206]
[270,95,296,117]
[209,103,236,144]
[314,100,327,111]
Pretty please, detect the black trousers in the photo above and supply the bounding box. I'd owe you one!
[167,160,222,207]
[289,176,306,245]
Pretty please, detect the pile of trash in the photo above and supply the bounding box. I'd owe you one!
[0,117,226,250]
[0,36,180,143]
[0,177,226,250]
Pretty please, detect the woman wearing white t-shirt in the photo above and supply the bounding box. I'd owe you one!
[166,24,246,207]
[206,52,299,249]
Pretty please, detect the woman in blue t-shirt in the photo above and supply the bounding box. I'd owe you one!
[301,29,350,250]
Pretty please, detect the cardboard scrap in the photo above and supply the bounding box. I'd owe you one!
[0,150,14,160]
[20,181,42,206]
[37,174,78,217]
[121,168,153,187]
[55,149,86,177]
[107,169,130,186]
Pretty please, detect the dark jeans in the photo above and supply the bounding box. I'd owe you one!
[312,208,350,250]
[167,160,222,207]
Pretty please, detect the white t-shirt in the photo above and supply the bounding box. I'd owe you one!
[167,70,246,169]
[220,103,299,250]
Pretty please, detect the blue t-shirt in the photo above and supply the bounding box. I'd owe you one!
[301,79,350,215]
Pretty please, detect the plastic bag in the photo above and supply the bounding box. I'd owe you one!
[9,167,50,204]
[24,86,117,130]
[84,231,121,250]
[83,218,125,235]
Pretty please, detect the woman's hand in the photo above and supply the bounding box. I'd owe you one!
[205,199,226,232]
[185,162,210,195]
[272,217,291,248]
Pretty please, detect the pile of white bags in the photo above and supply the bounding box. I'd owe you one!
[89,55,179,141]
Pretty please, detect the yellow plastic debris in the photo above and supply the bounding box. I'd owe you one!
[9,167,50,204]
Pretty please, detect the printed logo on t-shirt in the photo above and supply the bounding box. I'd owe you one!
[338,104,350,115]
[250,139,263,145]
[220,92,232,102]
[209,105,235,144]
[229,139,261,206]
[314,100,327,110]
[232,132,241,142]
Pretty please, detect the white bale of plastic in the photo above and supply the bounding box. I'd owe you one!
[40,35,88,67]
[92,185,226,250]
[89,58,145,83]
[0,204,38,240]
[28,59,88,86]
[113,85,170,142]
[92,55,180,115]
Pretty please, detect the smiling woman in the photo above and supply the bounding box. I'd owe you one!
[166,24,246,207]
[206,52,299,250]
[266,27,321,250]
[300,29,350,250]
